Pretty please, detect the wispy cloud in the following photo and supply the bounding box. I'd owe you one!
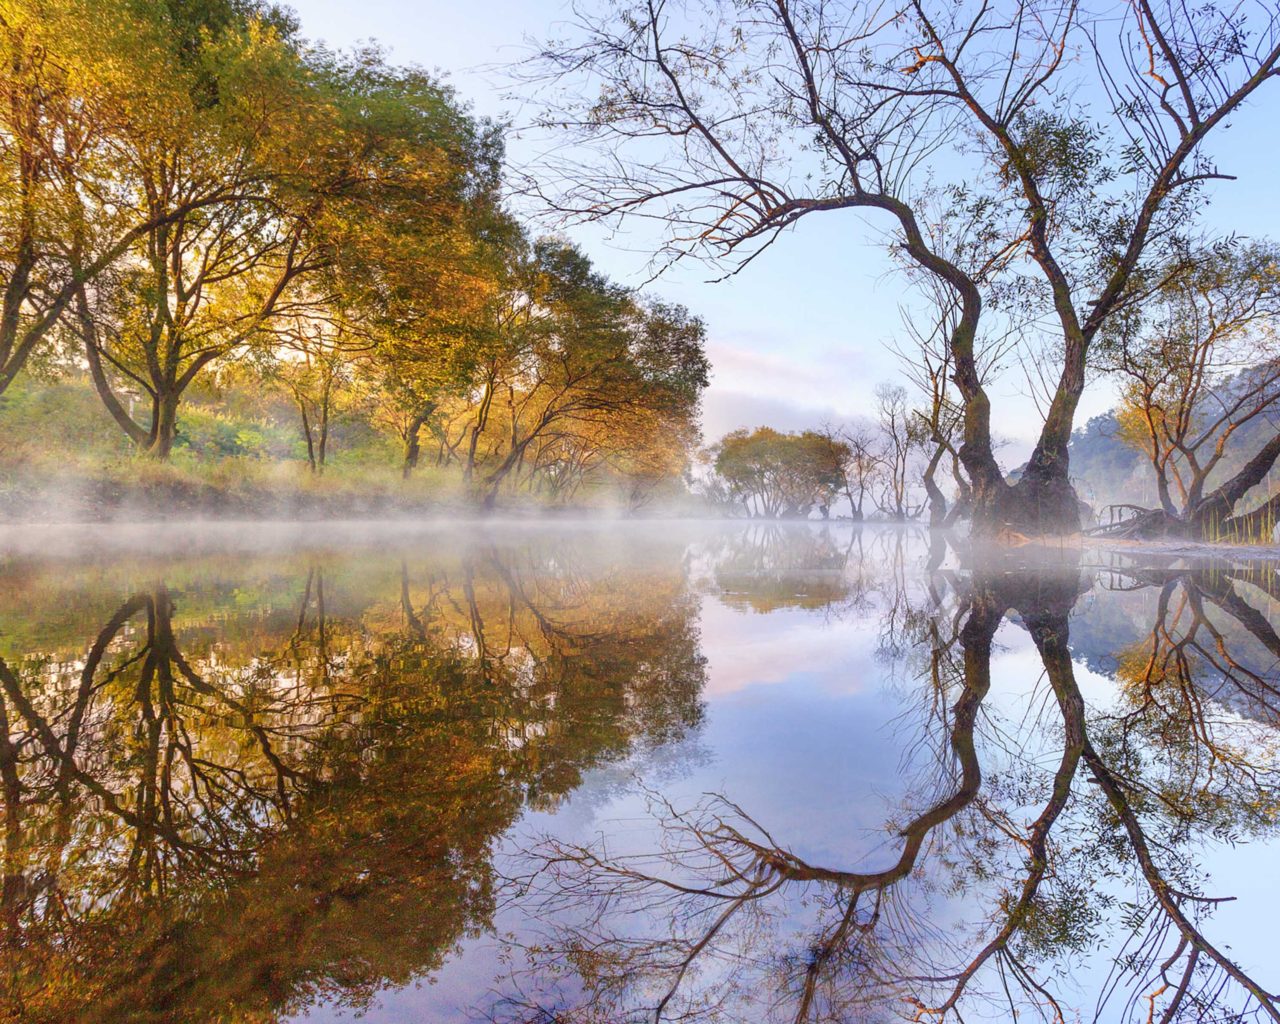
[702,390,847,439]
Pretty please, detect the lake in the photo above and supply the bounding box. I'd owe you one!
[0,521,1277,1023]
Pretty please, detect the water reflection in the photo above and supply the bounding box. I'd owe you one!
[497,551,1280,1024]
[0,533,706,1023]
[0,527,1276,1023]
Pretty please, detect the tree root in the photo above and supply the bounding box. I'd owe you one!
[1086,502,1280,544]
[1085,506,1190,541]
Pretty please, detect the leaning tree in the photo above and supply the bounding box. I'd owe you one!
[522,0,1280,537]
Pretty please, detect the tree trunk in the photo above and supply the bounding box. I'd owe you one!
[942,305,1090,538]
[78,291,150,448]
[145,392,179,459]
[317,395,329,474]
[299,401,317,473]
[922,444,948,529]
[1190,432,1280,535]
[968,476,1083,540]
[480,439,529,510]
[464,380,495,484]
[962,420,1085,540]
[401,404,435,480]
[464,426,482,483]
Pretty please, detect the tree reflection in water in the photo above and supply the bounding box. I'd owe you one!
[0,536,707,1023]
[0,528,1278,1024]
[497,544,1280,1024]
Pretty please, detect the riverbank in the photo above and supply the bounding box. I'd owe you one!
[0,377,699,521]
[1098,535,1280,562]
[0,456,712,522]
[0,457,463,522]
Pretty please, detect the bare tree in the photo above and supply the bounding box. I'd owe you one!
[873,383,926,521]
[820,421,885,521]
[522,0,1280,538]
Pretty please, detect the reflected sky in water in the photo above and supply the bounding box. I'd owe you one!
[0,522,1277,1023]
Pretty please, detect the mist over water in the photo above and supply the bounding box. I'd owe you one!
[1,522,1278,1023]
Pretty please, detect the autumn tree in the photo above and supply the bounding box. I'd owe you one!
[0,0,240,398]
[67,4,324,457]
[321,52,507,479]
[712,427,850,519]
[430,238,709,509]
[72,17,503,460]
[1099,243,1280,539]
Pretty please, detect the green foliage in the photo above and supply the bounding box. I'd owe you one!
[712,427,849,518]
[0,0,706,511]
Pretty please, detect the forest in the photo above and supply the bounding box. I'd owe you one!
[0,0,710,517]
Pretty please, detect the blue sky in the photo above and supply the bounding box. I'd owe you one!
[286,0,1280,458]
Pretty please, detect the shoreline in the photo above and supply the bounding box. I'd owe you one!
[2,517,1278,563]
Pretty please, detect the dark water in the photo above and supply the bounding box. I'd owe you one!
[0,522,1277,1023]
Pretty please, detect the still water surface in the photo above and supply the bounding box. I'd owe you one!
[0,522,1278,1023]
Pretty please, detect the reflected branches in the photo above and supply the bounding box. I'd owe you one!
[3,529,1279,1023]
[496,555,1280,1024]
[0,537,708,1022]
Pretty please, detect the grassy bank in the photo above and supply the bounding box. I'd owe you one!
[0,376,701,521]
[0,454,476,522]
[0,376,443,520]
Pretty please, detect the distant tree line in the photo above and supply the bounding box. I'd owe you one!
[699,383,940,521]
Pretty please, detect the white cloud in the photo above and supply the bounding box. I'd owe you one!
[699,599,877,698]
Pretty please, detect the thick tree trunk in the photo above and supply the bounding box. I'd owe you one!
[968,336,1088,539]
[843,484,862,521]
[401,404,435,480]
[1190,432,1280,535]
[985,473,1084,539]
[464,426,482,483]
[944,455,972,528]
[1154,455,1180,517]
[964,425,1085,540]
[1094,431,1280,542]
[946,288,1080,538]
[145,393,179,459]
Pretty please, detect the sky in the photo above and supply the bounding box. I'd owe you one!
[284,0,1280,461]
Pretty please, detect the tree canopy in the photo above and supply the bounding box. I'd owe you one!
[0,0,710,511]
